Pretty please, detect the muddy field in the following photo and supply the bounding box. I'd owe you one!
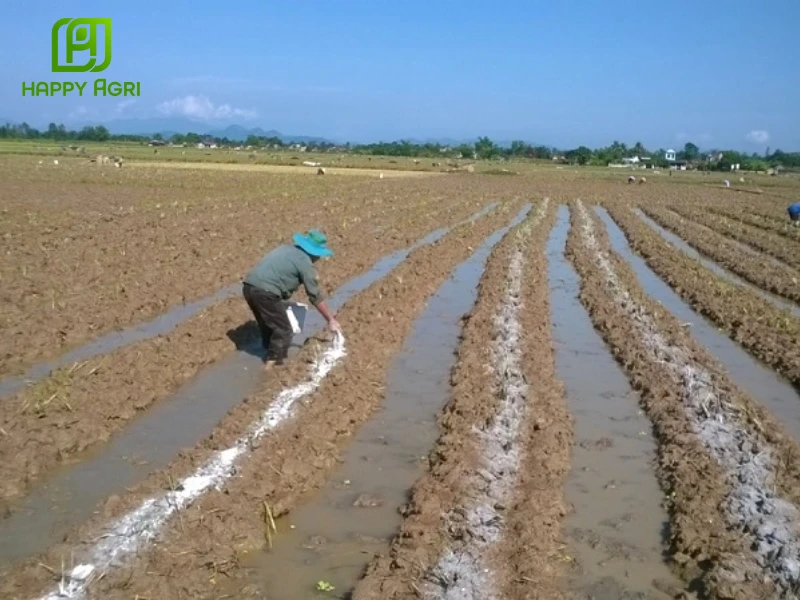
[0,155,452,377]
[3,161,800,599]
[0,171,495,509]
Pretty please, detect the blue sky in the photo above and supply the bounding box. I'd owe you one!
[2,1,798,150]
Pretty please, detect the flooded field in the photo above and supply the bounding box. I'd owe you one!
[3,156,800,600]
[549,206,683,599]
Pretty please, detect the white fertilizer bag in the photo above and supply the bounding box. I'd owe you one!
[286,302,308,335]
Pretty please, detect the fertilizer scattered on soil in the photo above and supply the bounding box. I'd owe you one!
[350,198,569,600]
[425,201,548,600]
[580,200,800,596]
[0,348,264,568]
[233,205,527,600]
[595,207,800,440]
[548,205,683,598]
[0,204,498,570]
[37,334,346,600]
[636,209,800,318]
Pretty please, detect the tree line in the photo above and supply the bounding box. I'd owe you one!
[1,121,798,171]
[559,141,796,172]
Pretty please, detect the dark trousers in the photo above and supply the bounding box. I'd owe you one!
[242,283,293,364]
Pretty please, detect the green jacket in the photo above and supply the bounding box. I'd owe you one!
[244,245,326,306]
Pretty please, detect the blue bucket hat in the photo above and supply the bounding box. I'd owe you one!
[293,229,333,258]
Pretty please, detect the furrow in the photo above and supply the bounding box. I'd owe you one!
[0,190,471,399]
[0,172,478,376]
[354,199,572,600]
[426,200,553,600]
[670,204,800,272]
[0,199,527,600]
[604,201,800,393]
[641,205,800,307]
[567,199,800,599]
[709,205,800,243]
[0,196,492,514]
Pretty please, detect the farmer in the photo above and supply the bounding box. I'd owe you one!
[242,229,341,370]
[788,202,800,228]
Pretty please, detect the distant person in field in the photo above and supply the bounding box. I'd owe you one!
[788,202,800,228]
[242,229,341,371]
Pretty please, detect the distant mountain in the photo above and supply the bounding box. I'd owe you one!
[202,124,333,144]
[1,116,545,149]
[400,137,472,147]
[75,118,337,144]
[399,137,536,149]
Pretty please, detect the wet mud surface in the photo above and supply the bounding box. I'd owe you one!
[566,200,800,599]
[354,200,574,600]
[0,194,491,516]
[639,206,800,313]
[669,203,800,272]
[0,283,239,400]
[548,206,684,599]
[595,208,800,442]
[0,203,496,568]
[0,166,495,377]
[0,199,527,599]
[603,201,800,395]
[233,199,521,600]
[712,203,800,243]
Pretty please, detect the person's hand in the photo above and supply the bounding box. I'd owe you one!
[328,318,342,333]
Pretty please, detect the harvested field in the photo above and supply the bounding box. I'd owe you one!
[711,204,800,242]
[124,160,439,177]
[1,198,530,599]
[595,208,800,442]
[233,203,533,598]
[4,161,800,600]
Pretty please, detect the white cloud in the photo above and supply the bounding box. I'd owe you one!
[745,130,770,145]
[67,105,90,119]
[115,99,136,114]
[156,95,258,121]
